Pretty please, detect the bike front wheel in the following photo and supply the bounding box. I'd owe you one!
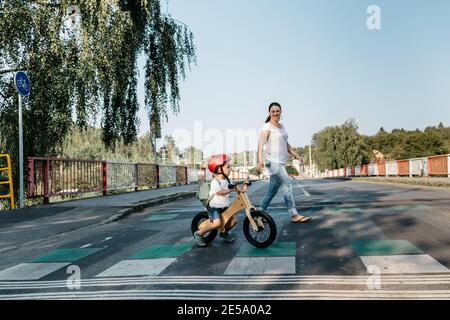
[243,210,277,248]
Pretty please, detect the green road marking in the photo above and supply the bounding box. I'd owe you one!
[145,214,179,221]
[31,248,103,263]
[325,207,362,214]
[351,240,424,256]
[392,205,428,211]
[128,243,192,260]
[237,242,296,257]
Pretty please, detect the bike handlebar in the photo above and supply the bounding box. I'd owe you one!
[228,180,252,192]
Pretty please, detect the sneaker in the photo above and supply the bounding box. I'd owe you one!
[219,232,235,243]
[194,231,206,247]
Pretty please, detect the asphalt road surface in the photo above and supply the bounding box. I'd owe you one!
[0,179,449,299]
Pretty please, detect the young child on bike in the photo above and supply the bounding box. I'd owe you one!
[194,154,239,247]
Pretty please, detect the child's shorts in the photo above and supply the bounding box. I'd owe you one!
[206,206,227,221]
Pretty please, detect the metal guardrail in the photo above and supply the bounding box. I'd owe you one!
[322,154,450,178]
[27,157,254,204]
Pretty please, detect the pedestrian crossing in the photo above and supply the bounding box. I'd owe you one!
[1,205,450,299]
[1,275,450,299]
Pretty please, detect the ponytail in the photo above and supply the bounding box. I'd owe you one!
[265,116,271,123]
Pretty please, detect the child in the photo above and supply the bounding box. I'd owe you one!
[194,154,239,247]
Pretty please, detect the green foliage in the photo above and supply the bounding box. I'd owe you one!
[365,125,449,160]
[0,0,196,203]
[310,120,450,171]
[312,119,369,171]
[62,125,155,163]
[181,146,203,166]
[248,167,260,176]
[159,135,180,164]
[285,165,299,175]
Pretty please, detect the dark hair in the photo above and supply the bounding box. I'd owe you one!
[265,102,282,123]
[213,164,231,183]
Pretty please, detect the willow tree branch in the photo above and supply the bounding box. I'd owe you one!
[0,68,28,75]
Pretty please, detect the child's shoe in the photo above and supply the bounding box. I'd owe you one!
[219,232,235,243]
[194,231,206,247]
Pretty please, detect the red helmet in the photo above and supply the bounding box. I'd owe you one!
[208,154,231,173]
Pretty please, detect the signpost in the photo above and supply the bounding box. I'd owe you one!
[14,71,30,208]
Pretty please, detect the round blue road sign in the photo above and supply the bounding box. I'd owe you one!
[14,71,31,97]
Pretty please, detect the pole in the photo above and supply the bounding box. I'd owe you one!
[19,94,24,208]
[309,144,312,179]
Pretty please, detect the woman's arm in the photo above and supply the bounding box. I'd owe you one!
[257,130,270,171]
[287,143,302,161]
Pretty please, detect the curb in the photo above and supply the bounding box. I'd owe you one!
[349,178,450,189]
[99,190,197,224]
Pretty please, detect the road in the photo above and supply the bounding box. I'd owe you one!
[0,179,449,299]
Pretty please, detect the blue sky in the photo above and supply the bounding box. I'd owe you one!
[137,0,450,152]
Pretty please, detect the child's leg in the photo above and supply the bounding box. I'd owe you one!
[225,216,238,233]
[197,207,222,236]
[197,218,221,236]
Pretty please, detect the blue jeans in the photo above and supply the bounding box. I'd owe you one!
[206,206,227,221]
[260,161,296,210]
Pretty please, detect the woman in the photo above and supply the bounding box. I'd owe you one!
[257,102,312,223]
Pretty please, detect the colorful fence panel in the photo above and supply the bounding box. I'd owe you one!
[397,160,409,176]
[386,161,397,176]
[410,158,427,177]
[322,154,450,179]
[159,165,177,186]
[187,167,199,183]
[368,164,376,176]
[428,155,448,176]
[137,164,158,188]
[106,161,136,191]
[377,162,386,176]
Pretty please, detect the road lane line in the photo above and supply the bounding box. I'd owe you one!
[294,180,311,196]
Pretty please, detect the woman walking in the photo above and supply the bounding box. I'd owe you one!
[257,102,312,223]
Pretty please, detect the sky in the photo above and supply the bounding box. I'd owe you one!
[136,0,450,155]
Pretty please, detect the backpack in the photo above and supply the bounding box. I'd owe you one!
[196,178,217,207]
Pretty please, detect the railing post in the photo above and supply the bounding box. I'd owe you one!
[43,159,50,204]
[409,159,412,177]
[102,161,107,195]
[156,165,160,188]
[185,166,188,185]
[447,154,450,178]
[27,157,34,198]
[134,163,139,192]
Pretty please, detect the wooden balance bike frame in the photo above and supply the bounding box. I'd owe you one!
[198,181,262,234]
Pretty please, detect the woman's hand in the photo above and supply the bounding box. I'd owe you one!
[257,162,264,173]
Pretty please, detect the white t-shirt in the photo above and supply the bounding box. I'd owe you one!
[209,178,230,208]
[260,122,289,165]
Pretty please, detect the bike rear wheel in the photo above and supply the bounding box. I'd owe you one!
[243,210,277,248]
[191,211,217,244]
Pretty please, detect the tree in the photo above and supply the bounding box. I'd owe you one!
[161,135,179,164]
[182,146,203,166]
[312,119,369,171]
[61,125,156,162]
[0,0,196,202]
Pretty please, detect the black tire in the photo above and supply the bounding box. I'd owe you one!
[243,210,277,248]
[191,211,217,244]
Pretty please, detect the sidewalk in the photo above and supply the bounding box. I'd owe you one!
[350,177,450,189]
[0,184,197,253]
